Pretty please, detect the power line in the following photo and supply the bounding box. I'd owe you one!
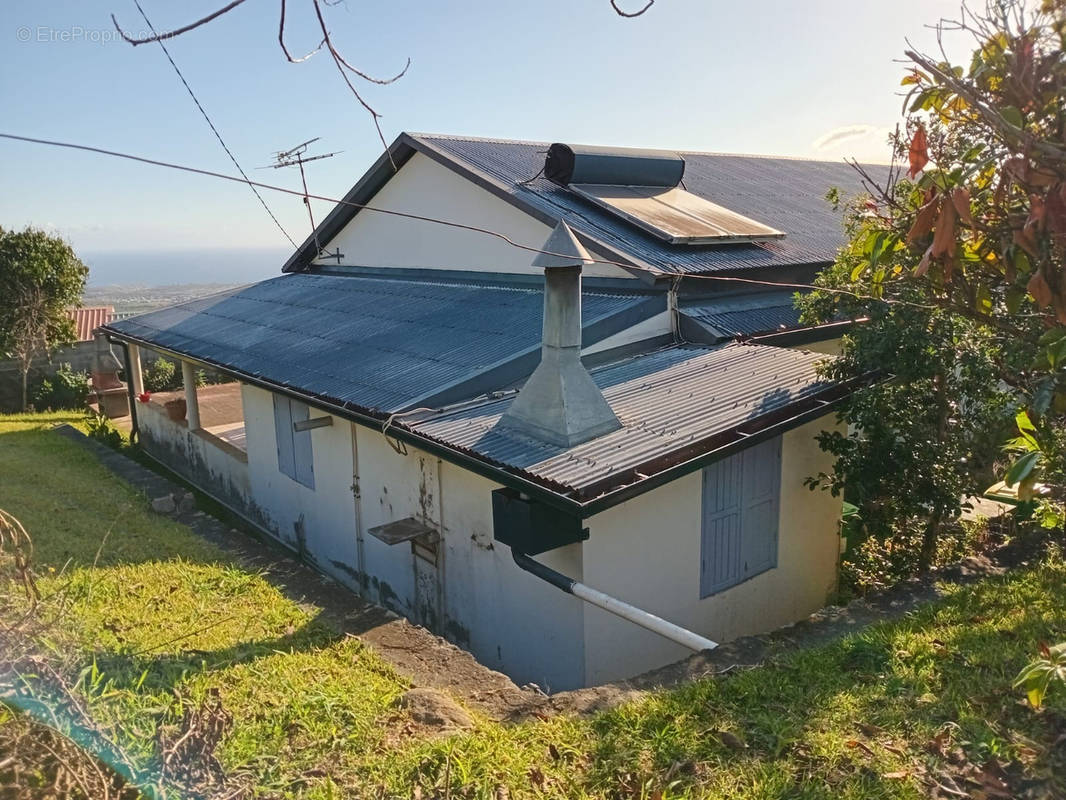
[0,131,939,310]
[132,0,298,249]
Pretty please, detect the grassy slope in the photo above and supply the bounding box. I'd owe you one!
[1,413,1064,799]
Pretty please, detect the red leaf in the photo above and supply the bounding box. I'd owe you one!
[1005,156,1029,183]
[1028,271,1053,307]
[950,187,973,226]
[1014,226,1040,258]
[1027,194,1047,234]
[931,198,957,261]
[1045,183,1066,237]
[907,193,941,244]
[908,124,929,179]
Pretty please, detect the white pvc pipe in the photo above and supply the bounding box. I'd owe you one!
[511,550,718,653]
[570,581,719,653]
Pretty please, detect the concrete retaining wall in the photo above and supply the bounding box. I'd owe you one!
[138,400,251,519]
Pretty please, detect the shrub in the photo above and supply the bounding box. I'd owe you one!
[85,412,124,449]
[30,364,89,411]
[143,358,179,393]
[839,517,993,598]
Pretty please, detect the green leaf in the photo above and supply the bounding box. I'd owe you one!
[1038,327,1066,346]
[976,284,993,315]
[1004,451,1041,487]
[1001,106,1024,128]
[1006,286,1026,314]
[1047,337,1066,369]
[1033,378,1055,416]
[1016,409,1038,436]
[910,89,933,113]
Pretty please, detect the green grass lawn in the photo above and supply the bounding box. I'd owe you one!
[1,412,1064,799]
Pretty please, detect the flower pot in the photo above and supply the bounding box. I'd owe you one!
[164,397,187,422]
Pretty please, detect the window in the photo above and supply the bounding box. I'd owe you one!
[700,436,781,597]
[273,394,314,489]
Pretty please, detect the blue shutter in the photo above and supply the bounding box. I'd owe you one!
[700,436,781,597]
[700,451,743,596]
[739,437,781,580]
[291,401,315,490]
[273,394,296,480]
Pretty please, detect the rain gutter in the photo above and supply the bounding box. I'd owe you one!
[100,328,868,522]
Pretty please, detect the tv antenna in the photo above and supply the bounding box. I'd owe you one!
[263,138,342,257]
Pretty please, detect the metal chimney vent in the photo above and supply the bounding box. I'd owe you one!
[497,222,622,448]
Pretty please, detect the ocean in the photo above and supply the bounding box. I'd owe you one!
[81,247,292,287]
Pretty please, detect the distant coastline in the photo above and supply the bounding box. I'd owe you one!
[83,283,244,316]
[81,247,291,287]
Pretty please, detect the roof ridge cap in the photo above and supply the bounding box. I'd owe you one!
[408,132,890,167]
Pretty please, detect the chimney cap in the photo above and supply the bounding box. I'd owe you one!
[532,221,592,271]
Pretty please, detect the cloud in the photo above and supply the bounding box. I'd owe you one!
[813,124,880,150]
[811,124,895,163]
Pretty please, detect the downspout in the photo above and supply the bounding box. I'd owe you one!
[111,337,139,444]
[510,550,718,653]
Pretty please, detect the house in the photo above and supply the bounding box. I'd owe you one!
[102,134,875,691]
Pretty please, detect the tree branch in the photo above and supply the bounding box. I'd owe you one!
[905,46,1066,164]
[111,0,249,45]
[610,0,654,17]
[278,0,325,63]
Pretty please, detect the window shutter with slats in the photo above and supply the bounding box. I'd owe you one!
[700,436,781,597]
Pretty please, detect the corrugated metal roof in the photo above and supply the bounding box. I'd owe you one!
[680,292,803,338]
[409,342,835,495]
[66,306,114,341]
[104,273,658,414]
[411,134,885,275]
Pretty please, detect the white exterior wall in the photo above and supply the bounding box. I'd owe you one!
[234,384,842,690]
[434,460,586,691]
[240,383,587,690]
[579,414,843,684]
[312,152,630,279]
[242,385,361,587]
[137,400,250,513]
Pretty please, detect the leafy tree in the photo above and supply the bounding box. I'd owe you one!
[0,227,88,411]
[802,0,1066,568]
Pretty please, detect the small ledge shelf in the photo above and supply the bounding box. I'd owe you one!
[368,516,437,546]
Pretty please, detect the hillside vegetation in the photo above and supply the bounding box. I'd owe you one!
[0,413,1063,799]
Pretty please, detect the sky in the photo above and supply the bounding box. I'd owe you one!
[1,0,970,266]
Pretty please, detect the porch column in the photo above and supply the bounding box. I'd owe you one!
[181,361,201,430]
[127,344,144,397]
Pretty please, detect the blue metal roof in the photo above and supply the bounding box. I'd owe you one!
[410,134,884,275]
[679,291,804,340]
[409,342,837,496]
[104,273,661,414]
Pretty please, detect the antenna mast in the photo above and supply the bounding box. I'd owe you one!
[267,138,341,258]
